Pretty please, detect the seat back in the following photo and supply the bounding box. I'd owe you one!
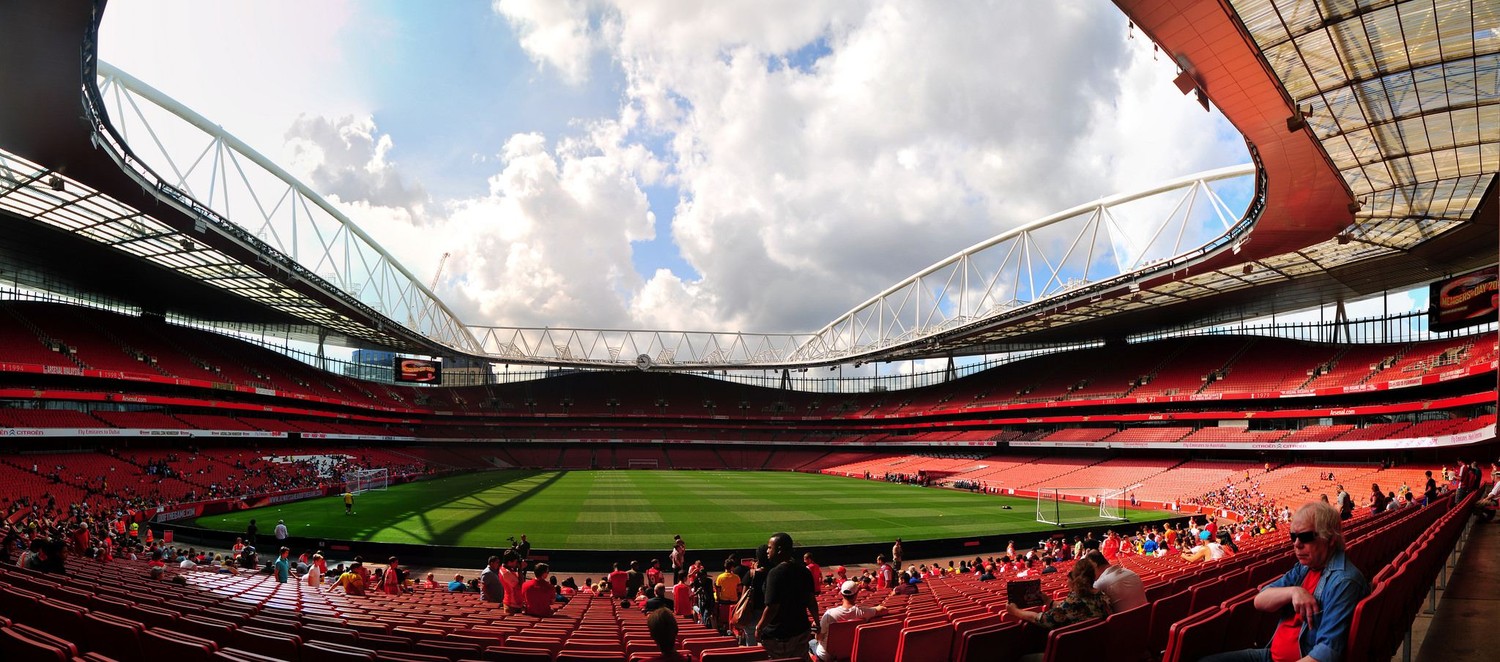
[143,628,219,662]
[683,636,737,660]
[698,646,771,662]
[302,640,379,662]
[1188,578,1228,614]
[956,622,1021,662]
[229,626,303,660]
[894,621,952,662]
[1146,589,1191,657]
[485,646,556,662]
[0,626,71,662]
[1161,607,1229,662]
[947,613,1002,658]
[1102,602,1150,661]
[850,619,902,662]
[31,598,87,633]
[556,652,627,662]
[506,636,564,658]
[1042,618,1107,662]
[1218,589,1274,653]
[81,611,145,662]
[823,618,862,662]
[215,647,293,662]
[414,639,483,660]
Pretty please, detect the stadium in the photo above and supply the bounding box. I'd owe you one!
[0,0,1496,661]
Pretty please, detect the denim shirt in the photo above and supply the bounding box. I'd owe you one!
[1262,550,1368,662]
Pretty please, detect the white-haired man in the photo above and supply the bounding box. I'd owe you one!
[1202,500,1368,662]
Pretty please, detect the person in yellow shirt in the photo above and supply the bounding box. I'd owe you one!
[343,491,355,515]
[337,561,366,595]
[712,557,743,632]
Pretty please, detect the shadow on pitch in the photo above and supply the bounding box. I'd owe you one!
[355,470,567,545]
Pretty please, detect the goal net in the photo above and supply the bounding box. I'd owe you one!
[1035,485,1135,525]
[627,459,659,469]
[346,468,389,495]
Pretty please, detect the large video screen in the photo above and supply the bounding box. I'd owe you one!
[393,357,442,384]
[1429,266,1498,333]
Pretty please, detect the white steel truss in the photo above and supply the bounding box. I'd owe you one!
[84,61,1257,369]
[462,167,1254,367]
[91,62,481,355]
[788,166,1257,363]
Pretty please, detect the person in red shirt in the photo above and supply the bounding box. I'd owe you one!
[382,557,404,594]
[522,563,557,617]
[500,551,525,613]
[1101,532,1121,561]
[804,552,823,593]
[608,562,630,598]
[646,558,664,587]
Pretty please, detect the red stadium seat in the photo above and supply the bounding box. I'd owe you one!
[955,622,1021,662]
[1102,602,1150,660]
[1042,618,1107,662]
[894,621,951,662]
[1146,589,1191,657]
[0,626,72,662]
[697,646,770,662]
[683,636,737,660]
[228,626,303,660]
[850,619,901,662]
[302,640,379,662]
[81,611,146,661]
[143,628,218,662]
[376,651,451,662]
[821,618,863,662]
[1161,607,1229,662]
[484,647,554,662]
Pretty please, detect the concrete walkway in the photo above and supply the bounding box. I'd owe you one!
[1412,514,1498,661]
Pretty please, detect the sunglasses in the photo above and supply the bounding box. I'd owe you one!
[1289,531,1320,545]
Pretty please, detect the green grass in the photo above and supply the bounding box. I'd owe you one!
[191,470,1165,550]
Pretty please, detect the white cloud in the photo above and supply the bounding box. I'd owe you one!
[493,0,602,85]
[97,0,366,156]
[284,115,429,217]
[568,1,1247,331]
[294,118,661,329]
[100,1,1250,336]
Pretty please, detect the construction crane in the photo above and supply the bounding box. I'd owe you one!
[429,252,450,291]
[407,252,451,332]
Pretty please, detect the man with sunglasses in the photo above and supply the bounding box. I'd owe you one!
[1203,501,1367,662]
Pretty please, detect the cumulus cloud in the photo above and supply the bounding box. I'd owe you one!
[286,0,1248,330]
[500,0,1248,332]
[290,115,662,329]
[493,0,602,85]
[203,1,1250,334]
[284,115,430,219]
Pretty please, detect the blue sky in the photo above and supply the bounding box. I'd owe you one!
[98,0,1260,332]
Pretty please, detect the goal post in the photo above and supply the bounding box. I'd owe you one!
[627,459,659,469]
[346,468,388,495]
[1098,483,1142,522]
[1035,485,1138,525]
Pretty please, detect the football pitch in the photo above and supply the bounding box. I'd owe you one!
[192,470,1164,550]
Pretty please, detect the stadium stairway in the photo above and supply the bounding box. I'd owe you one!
[1410,495,1500,662]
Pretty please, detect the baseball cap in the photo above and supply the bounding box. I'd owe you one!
[839,580,859,597]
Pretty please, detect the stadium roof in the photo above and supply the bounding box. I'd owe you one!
[0,0,1494,370]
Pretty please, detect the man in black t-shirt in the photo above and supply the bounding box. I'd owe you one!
[756,532,818,660]
[626,560,645,600]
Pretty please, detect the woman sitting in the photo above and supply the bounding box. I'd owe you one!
[1005,562,1111,631]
